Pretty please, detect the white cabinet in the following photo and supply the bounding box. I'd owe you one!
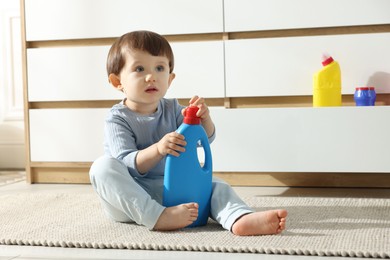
[224,0,390,32]
[211,107,390,173]
[22,0,390,184]
[225,33,390,97]
[25,0,223,41]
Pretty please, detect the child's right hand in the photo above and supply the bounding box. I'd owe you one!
[157,132,186,157]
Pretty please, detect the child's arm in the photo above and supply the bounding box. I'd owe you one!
[136,96,214,174]
[135,131,186,174]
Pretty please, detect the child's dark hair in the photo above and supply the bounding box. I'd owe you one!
[106,30,174,76]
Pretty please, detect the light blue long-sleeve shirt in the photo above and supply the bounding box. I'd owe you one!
[104,98,215,179]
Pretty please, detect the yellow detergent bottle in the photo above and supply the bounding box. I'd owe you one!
[313,53,342,107]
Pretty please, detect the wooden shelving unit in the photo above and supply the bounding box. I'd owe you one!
[21,0,390,186]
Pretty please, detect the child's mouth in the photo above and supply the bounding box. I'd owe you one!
[145,86,158,93]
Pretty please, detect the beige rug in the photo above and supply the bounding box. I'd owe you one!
[0,192,389,258]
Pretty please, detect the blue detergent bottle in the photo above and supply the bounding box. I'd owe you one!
[163,106,213,227]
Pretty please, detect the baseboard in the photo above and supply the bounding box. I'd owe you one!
[213,172,390,188]
[27,164,390,188]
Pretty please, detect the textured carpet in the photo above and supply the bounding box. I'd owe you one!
[0,192,389,258]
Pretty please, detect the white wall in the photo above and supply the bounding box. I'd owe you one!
[0,0,25,169]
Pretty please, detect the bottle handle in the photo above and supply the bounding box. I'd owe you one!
[199,135,212,174]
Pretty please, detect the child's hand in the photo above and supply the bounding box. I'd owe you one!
[181,95,215,139]
[157,132,186,157]
[182,95,211,122]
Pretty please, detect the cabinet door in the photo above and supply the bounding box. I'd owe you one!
[29,109,107,162]
[225,33,390,97]
[166,41,225,99]
[27,46,123,101]
[25,0,223,41]
[224,0,390,32]
[27,42,225,101]
[211,107,390,173]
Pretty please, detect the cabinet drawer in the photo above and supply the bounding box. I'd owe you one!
[225,33,390,97]
[25,0,223,41]
[27,42,225,101]
[224,0,390,32]
[27,46,121,102]
[211,106,390,173]
[29,109,107,162]
[29,107,390,172]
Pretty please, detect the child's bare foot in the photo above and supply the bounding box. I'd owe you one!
[232,209,287,236]
[153,203,199,231]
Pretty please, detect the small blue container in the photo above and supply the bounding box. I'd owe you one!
[354,87,376,106]
[368,87,376,106]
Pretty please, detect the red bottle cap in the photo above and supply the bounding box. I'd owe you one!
[356,87,370,91]
[183,106,201,125]
[322,56,334,66]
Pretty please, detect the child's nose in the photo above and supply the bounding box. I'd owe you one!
[145,73,156,82]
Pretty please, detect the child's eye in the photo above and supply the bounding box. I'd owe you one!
[135,66,144,72]
[156,65,165,72]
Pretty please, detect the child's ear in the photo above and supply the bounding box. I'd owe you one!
[108,73,122,90]
[168,73,176,87]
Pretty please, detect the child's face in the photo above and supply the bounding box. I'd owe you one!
[113,49,175,113]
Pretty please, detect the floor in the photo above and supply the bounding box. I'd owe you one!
[0,171,25,187]
[1,171,390,260]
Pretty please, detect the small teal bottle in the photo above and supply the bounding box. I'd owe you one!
[163,106,213,227]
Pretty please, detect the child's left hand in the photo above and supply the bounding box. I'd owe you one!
[182,95,215,138]
[182,95,211,122]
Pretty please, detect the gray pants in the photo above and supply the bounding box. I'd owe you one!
[89,155,253,230]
